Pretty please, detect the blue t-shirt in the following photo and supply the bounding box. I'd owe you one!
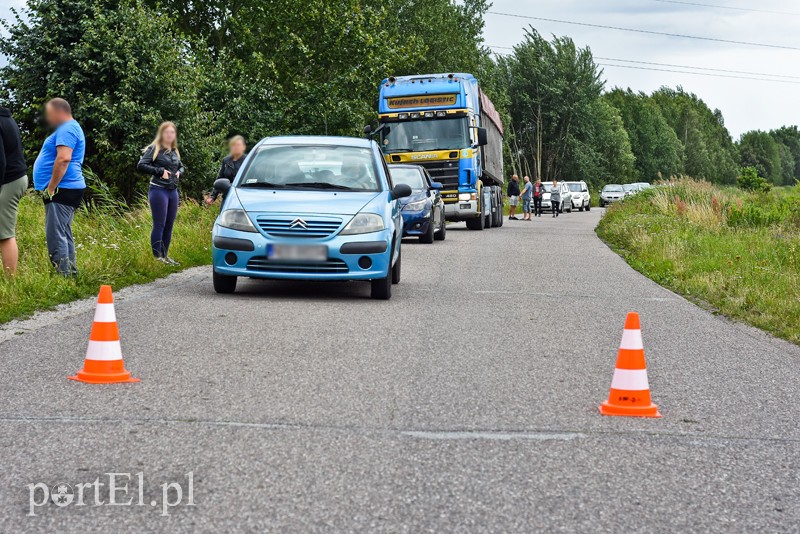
[33,119,86,190]
[521,181,533,200]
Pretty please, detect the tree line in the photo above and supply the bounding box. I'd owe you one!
[1,2,797,199]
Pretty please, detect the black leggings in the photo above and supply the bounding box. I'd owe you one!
[533,196,542,215]
[552,200,559,216]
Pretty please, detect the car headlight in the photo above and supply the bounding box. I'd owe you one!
[218,209,257,233]
[403,200,428,212]
[340,213,384,235]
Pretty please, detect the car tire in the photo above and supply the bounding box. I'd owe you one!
[579,204,584,212]
[435,211,446,241]
[420,218,434,243]
[586,203,591,211]
[213,269,237,294]
[391,248,401,284]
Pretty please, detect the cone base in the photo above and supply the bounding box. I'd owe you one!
[599,401,661,418]
[68,370,140,384]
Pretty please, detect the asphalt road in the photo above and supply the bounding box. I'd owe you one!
[0,209,798,532]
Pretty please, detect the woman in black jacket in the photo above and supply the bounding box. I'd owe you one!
[207,135,247,204]
[137,121,185,265]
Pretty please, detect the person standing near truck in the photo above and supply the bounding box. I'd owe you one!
[0,105,28,275]
[533,178,545,217]
[550,179,561,218]
[520,176,533,221]
[507,174,520,220]
[33,98,86,277]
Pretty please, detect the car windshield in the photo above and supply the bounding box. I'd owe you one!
[604,185,624,192]
[623,185,634,191]
[237,145,380,192]
[390,167,427,190]
[568,183,583,192]
[543,184,554,192]
[381,117,469,153]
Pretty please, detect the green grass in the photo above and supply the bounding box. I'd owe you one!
[597,180,800,344]
[0,192,218,324]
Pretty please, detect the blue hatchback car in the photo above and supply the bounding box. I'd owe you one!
[211,136,412,299]
[390,165,446,244]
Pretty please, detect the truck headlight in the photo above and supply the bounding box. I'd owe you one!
[403,200,427,212]
[218,209,258,233]
[458,193,476,201]
[340,213,384,235]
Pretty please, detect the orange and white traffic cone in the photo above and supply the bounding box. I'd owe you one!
[68,285,139,384]
[599,312,660,418]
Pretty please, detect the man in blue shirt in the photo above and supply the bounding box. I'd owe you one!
[33,98,86,276]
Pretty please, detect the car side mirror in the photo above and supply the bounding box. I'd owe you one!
[214,178,232,195]
[430,181,443,190]
[391,183,412,200]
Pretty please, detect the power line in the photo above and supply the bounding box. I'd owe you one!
[489,46,800,80]
[487,49,800,85]
[486,11,800,51]
[595,57,800,80]
[599,63,800,84]
[653,0,800,17]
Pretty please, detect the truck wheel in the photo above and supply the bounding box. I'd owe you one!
[492,189,502,227]
[466,203,485,230]
[213,269,237,294]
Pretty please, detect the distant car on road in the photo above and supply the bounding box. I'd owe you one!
[211,136,412,299]
[623,184,636,197]
[632,182,652,192]
[599,184,625,207]
[542,182,573,213]
[390,165,446,243]
[566,181,591,212]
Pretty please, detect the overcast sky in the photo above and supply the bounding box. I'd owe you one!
[483,0,800,138]
[2,0,797,138]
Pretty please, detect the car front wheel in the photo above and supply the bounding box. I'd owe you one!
[213,269,237,294]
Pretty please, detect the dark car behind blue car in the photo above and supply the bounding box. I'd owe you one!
[390,165,446,244]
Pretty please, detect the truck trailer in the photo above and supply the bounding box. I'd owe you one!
[375,73,504,230]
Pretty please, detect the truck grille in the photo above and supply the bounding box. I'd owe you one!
[246,257,349,274]
[416,160,460,190]
[256,216,342,239]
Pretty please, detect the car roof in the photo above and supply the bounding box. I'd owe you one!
[256,135,375,149]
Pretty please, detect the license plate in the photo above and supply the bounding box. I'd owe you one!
[267,244,327,261]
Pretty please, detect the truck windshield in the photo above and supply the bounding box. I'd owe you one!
[238,145,380,192]
[382,118,468,153]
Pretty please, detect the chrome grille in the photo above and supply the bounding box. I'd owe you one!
[416,160,460,190]
[256,216,342,238]
[246,257,349,274]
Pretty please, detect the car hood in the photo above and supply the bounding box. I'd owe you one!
[235,188,380,216]
[399,190,429,207]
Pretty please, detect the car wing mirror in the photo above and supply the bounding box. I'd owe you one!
[430,181,443,190]
[392,184,412,200]
[213,178,232,195]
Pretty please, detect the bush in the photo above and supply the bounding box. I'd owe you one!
[737,166,771,193]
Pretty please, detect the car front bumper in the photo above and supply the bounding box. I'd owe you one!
[212,225,393,281]
[401,210,432,236]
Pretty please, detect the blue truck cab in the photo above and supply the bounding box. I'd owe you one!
[211,136,411,300]
[377,73,505,230]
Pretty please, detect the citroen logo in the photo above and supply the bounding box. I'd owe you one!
[289,218,308,230]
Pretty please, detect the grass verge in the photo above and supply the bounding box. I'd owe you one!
[0,192,217,324]
[596,179,800,344]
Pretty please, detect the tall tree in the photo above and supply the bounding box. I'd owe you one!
[738,130,783,185]
[604,89,683,181]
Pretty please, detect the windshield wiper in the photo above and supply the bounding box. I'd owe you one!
[286,182,354,190]
[240,181,286,188]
